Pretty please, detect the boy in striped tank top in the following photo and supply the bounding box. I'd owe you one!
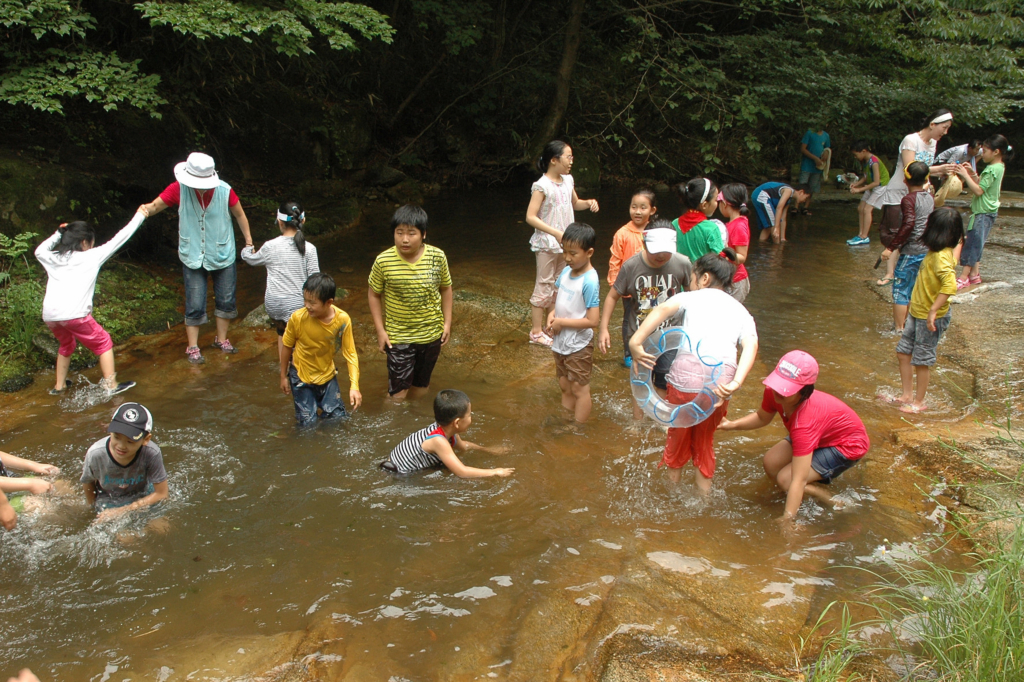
[368,206,453,402]
[380,390,514,477]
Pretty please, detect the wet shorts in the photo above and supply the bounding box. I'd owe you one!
[386,337,442,395]
[891,253,925,306]
[554,342,594,386]
[45,315,113,357]
[896,313,950,367]
[787,438,859,484]
[798,170,822,194]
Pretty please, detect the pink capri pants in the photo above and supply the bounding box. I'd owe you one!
[45,315,113,357]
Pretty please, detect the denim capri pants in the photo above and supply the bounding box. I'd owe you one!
[959,213,997,267]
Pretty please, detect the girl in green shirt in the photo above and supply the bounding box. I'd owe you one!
[954,134,1013,288]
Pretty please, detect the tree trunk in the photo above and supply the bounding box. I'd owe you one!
[526,0,585,163]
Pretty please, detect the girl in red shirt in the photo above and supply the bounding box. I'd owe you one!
[720,351,869,523]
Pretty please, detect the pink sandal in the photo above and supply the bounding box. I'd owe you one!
[955,277,970,290]
[969,275,982,285]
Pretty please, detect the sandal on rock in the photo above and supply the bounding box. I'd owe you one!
[528,331,553,347]
[876,276,893,286]
[956,277,970,290]
[969,275,982,285]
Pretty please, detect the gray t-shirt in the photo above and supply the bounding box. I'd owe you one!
[80,437,167,509]
[613,252,693,342]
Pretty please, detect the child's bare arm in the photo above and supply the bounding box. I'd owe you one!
[570,189,599,213]
[552,306,600,331]
[440,285,453,345]
[0,491,15,531]
[456,436,510,456]
[280,345,294,395]
[927,294,951,331]
[719,408,774,431]
[597,288,623,353]
[0,451,59,476]
[94,481,170,524]
[425,439,514,478]
[782,455,814,520]
[367,289,390,351]
[83,482,97,507]
[954,164,984,196]
[0,477,52,495]
[526,191,562,239]
[628,300,682,368]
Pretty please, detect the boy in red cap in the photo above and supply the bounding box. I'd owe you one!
[719,351,869,522]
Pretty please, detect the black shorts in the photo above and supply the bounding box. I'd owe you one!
[386,337,442,395]
[652,348,677,391]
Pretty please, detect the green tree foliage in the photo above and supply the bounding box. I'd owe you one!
[0,0,393,114]
[2,0,1023,179]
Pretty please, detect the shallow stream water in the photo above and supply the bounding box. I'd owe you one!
[0,190,979,680]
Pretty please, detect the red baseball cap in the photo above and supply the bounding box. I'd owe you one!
[763,350,819,397]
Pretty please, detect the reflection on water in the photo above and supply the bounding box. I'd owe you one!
[0,190,972,678]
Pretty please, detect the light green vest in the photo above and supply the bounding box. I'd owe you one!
[177,181,235,270]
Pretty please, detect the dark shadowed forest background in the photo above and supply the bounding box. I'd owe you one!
[4,0,1024,191]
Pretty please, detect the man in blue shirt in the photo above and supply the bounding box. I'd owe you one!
[798,127,831,215]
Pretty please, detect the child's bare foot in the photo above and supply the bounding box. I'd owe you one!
[899,402,927,414]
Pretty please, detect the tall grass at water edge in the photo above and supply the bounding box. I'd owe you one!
[763,413,1024,682]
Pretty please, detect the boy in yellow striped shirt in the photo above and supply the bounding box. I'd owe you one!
[368,205,453,401]
[281,273,361,426]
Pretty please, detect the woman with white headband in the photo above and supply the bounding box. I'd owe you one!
[671,177,726,262]
[873,109,958,292]
[241,201,320,363]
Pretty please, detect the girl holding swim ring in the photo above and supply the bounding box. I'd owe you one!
[629,251,758,492]
[241,201,320,363]
[720,351,870,523]
[525,140,599,347]
[671,178,725,263]
[875,109,958,286]
[717,183,751,302]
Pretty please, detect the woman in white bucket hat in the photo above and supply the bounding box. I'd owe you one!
[141,152,253,364]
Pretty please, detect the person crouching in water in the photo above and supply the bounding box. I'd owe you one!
[720,351,870,522]
[629,251,758,493]
[380,390,514,478]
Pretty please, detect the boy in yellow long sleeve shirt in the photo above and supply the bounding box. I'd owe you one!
[281,273,361,426]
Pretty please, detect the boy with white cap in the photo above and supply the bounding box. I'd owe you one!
[598,220,694,419]
[719,351,870,522]
[81,402,169,524]
[141,152,253,364]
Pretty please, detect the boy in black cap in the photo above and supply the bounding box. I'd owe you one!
[81,402,169,524]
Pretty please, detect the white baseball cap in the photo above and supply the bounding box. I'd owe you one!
[643,227,677,255]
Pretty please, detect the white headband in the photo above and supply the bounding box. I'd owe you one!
[700,178,712,203]
[277,211,305,223]
[931,112,953,125]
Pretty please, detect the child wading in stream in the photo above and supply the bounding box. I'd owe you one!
[955,134,1011,289]
[34,209,149,397]
[880,206,964,414]
[368,205,452,401]
[720,351,870,522]
[881,161,933,333]
[525,140,599,347]
[606,188,658,366]
[241,200,320,364]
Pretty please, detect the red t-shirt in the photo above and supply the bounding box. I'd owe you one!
[761,388,869,460]
[159,182,239,210]
[724,216,750,282]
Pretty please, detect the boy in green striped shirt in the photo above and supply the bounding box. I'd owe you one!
[368,205,453,401]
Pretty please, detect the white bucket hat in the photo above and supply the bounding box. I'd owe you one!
[174,152,220,189]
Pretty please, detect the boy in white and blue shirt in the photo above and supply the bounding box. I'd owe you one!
[546,223,601,423]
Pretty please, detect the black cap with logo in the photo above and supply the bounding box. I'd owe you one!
[107,403,153,441]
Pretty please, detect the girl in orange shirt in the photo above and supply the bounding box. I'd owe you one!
[608,189,657,367]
